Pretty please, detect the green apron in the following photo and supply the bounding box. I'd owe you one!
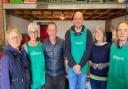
[25,42,45,89]
[107,43,128,89]
[71,28,88,74]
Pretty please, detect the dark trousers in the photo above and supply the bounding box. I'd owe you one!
[90,79,107,89]
[45,74,65,89]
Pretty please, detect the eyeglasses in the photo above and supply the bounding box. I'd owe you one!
[29,31,38,34]
[10,36,20,41]
[117,29,128,31]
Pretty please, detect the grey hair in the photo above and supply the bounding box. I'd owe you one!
[93,25,106,42]
[28,23,39,33]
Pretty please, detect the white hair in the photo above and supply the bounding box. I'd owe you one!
[28,23,39,33]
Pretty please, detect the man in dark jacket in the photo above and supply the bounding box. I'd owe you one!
[43,22,65,89]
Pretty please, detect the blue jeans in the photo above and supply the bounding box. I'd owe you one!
[32,87,42,89]
[67,67,87,89]
[90,79,107,89]
[31,85,44,89]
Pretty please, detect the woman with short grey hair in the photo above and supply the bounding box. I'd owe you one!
[89,26,110,89]
[23,23,45,89]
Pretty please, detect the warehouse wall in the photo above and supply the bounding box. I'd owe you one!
[7,15,30,33]
[7,15,127,39]
[111,15,127,31]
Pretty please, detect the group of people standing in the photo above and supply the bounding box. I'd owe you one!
[0,11,128,89]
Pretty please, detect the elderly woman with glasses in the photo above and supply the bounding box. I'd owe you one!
[0,27,30,89]
[23,23,45,89]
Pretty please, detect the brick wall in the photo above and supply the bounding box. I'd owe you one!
[0,1,5,46]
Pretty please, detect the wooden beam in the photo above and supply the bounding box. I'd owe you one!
[105,19,111,32]
[53,10,62,15]
[14,10,23,14]
[24,10,32,14]
[87,9,99,19]
[42,10,52,14]
[93,9,111,19]
[32,11,42,14]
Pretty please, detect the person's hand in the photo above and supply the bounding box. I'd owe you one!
[64,58,68,73]
[73,64,81,74]
[92,64,98,70]
[97,63,109,70]
[97,64,103,70]
[74,65,81,74]
[89,61,93,66]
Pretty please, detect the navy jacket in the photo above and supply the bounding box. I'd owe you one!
[0,45,30,89]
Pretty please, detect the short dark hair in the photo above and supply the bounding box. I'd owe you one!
[73,11,83,19]
[48,21,57,29]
